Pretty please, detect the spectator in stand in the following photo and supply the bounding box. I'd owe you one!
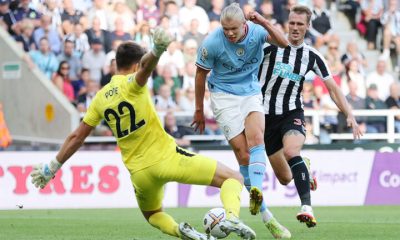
[342,59,367,98]
[64,22,90,57]
[338,0,360,30]
[136,0,160,28]
[163,0,181,40]
[110,17,131,42]
[338,80,368,134]
[182,38,198,63]
[341,41,368,75]
[154,84,179,112]
[325,40,345,75]
[0,102,12,150]
[0,0,9,22]
[159,15,180,42]
[134,21,152,50]
[304,118,319,145]
[61,19,73,39]
[164,111,191,147]
[208,0,225,21]
[179,0,210,35]
[385,82,400,132]
[310,0,334,49]
[14,19,35,52]
[177,87,196,112]
[303,82,318,110]
[157,40,185,77]
[77,79,99,113]
[380,0,400,70]
[72,68,90,99]
[33,14,62,54]
[82,38,106,83]
[361,0,384,50]
[58,39,81,81]
[42,0,62,36]
[52,61,75,103]
[365,83,387,133]
[153,64,182,100]
[272,0,285,26]
[103,39,122,75]
[107,1,135,35]
[3,0,41,36]
[61,0,83,24]
[100,58,116,87]
[29,37,59,79]
[72,0,92,13]
[366,59,395,100]
[259,0,277,25]
[85,16,111,53]
[87,0,109,31]
[182,18,205,47]
[182,60,196,91]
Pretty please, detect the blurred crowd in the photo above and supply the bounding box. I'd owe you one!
[0,0,399,144]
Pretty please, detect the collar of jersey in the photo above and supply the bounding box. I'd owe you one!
[288,41,305,48]
[236,23,249,43]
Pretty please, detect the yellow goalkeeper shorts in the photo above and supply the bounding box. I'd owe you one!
[130,146,217,211]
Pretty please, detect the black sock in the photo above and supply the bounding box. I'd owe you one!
[288,156,311,206]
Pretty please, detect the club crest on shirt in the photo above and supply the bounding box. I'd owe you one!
[201,47,208,62]
[223,125,231,135]
[236,48,245,56]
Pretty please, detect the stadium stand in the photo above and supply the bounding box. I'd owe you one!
[0,0,399,149]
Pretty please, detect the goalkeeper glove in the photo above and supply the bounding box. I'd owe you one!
[31,159,62,189]
[151,27,173,58]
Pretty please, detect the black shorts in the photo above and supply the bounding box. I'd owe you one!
[264,109,306,156]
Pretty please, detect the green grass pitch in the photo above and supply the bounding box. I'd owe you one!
[1,206,399,239]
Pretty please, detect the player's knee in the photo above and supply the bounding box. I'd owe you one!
[283,148,300,160]
[277,175,292,185]
[235,149,250,164]
[249,133,265,146]
[230,170,244,184]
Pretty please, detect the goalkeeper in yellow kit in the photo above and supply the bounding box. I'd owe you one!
[30,29,256,240]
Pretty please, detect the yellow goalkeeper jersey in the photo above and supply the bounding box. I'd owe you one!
[83,74,176,174]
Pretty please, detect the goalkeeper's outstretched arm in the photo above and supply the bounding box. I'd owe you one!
[31,122,93,189]
[135,28,172,87]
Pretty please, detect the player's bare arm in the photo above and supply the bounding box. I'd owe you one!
[324,78,363,139]
[136,28,173,87]
[56,122,94,163]
[191,66,210,133]
[246,11,288,48]
[31,122,94,189]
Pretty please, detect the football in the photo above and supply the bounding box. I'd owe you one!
[203,208,228,239]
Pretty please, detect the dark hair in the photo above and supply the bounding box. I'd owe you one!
[57,61,69,77]
[115,41,146,70]
[290,5,312,24]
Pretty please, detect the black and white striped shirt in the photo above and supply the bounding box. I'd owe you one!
[258,42,332,115]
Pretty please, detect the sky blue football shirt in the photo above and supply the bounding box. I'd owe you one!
[196,22,268,96]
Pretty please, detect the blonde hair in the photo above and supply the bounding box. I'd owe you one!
[291,5,312,24]
[220,3,245,23]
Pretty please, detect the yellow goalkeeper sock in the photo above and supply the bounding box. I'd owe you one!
[220,178,243,218]
[148,212,181,237]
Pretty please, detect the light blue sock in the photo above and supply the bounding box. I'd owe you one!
[248,145,268,213]
[240,163,268,214]
[249,144,266,190]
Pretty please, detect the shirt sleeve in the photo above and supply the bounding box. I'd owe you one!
[311,51,332,81]
[196,34,216,70]
[126,74,147,96]
[82,94,102,127]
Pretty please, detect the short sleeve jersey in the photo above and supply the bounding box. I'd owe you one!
[83,74,176,174]
[196,22,268,96]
